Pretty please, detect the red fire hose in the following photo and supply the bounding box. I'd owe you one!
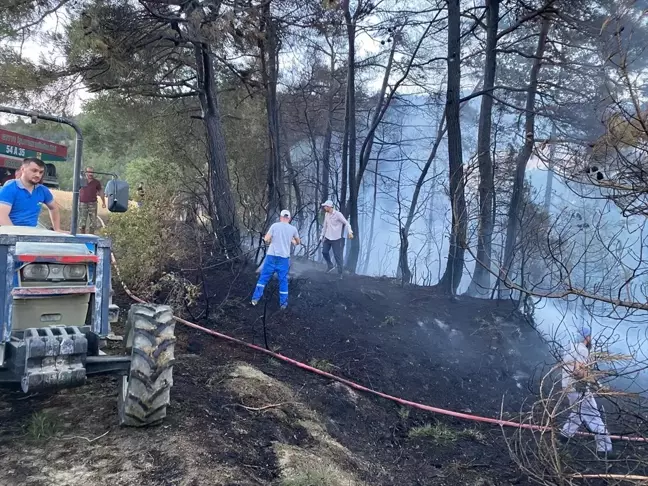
[108,249,647,444]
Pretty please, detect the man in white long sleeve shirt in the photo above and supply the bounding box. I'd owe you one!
[320,199,353,278]
[560,325,613,457]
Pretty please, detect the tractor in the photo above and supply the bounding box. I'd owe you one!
[0,126,63,188]
[0,106,175,427]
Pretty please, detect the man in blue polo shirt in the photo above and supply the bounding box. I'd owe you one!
[0,157,61,230]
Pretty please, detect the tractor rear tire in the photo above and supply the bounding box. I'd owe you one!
[118,304,175,427]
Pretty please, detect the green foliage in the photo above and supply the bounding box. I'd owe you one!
[102,195,170,293]
[124,157,164,189]
[0,49,56,106]
[0,1,65,37]
[308,359,336,373]
[408,422,486,444]
[268,357,283,367]
[101,151,204,310]
[220,83,267,232]
[25,411,60,441]
[0,117,73,142]
[381,315,397,327]
[104,194,202,310]
[0,94,155,190]
[408,422,458,442]
[397,407,410,421]
[102,164,188,299]
[80,95,154,161]
[460,428,486,442]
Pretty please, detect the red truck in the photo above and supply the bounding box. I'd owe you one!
[0,127,67,187]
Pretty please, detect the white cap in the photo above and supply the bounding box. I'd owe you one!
[321,199,334,208]
[280,209,291,218]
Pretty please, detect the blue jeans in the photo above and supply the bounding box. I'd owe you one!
[252,255,290,306]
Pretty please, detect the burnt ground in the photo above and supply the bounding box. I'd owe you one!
[1,258,646,486]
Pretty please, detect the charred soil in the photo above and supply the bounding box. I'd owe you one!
[0,259,609,486]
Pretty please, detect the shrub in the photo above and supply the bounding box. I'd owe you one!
[102,186,198,307]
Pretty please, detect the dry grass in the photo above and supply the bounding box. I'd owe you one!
[50,190,112,217]
[39,189,137,231]
[408,422,486,444]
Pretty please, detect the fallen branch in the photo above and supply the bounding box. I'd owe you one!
[225,402,299,412]
[59,430,110,443]
[16,393,38,401]
[569,473,648,481]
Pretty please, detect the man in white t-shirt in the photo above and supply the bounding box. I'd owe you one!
[560,325,612,455]
[251,210,301,309]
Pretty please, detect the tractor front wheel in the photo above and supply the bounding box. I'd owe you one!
[118,303,175,427]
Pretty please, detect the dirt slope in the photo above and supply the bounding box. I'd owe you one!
[1,261,564,485]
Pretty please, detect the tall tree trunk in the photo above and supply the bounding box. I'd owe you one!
[398,226,410,284]
[361,156,379,275]
[349,22,433,274]
[355,35,397,191]
[287,163,302,221]
[500,16,551,292]
[348,36,396,274]
[194,43,240,256]
[260,2,284,223]
[354,22,432,189]
[281,118,302,226]
[399,112,447,285]
[322,49,337,202]
[467,0,500,297]
[314,149,320,244]
[438,0,467,295]
[543,123,557,212]
[425,159,437,268]
[340,93,349,214]
[345,9,359,272]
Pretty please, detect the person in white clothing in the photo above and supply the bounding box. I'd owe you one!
[560,325,613,455]
[320,199,353,278]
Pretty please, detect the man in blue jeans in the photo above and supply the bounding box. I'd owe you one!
[320,199,353,278]
[252,210,301,309]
